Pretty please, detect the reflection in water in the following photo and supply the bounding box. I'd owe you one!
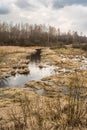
[0,49,55,88]
[0,78,8,88]
[3,64,55,87]
[30,49,41,63]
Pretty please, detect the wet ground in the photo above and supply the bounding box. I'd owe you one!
[0,46,87,130]
[0,46,87,98]
[0,49,56,87]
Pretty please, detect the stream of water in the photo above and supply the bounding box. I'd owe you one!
[0,49,55,87]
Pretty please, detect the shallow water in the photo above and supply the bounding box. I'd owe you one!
[2,63,55,87]
[0,49,56,87]
[30,85,87,100]
[61,86,87,100]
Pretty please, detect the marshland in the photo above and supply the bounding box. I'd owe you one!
[0,23,87,130]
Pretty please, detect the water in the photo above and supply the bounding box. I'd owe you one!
[0,49,55,88]
[60,86,87,100]
[30,85,87,100]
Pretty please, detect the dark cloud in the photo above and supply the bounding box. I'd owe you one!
[0,6,10,15]
[0,1,11,15]
[15,0,34,9]
[53,0,87,9]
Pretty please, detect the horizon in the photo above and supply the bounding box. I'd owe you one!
[0,0,87,36]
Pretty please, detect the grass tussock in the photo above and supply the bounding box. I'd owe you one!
[0,78,87,130]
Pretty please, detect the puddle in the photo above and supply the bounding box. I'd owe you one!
[0,78,9,87]
[34,85,87,100]
[61,86,87,100]
[28,82,87,100]
[35,89,46,95]
[0,64,55,87]
[0,49,56,88]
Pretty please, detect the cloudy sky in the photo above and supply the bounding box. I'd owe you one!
[0,0,87,35]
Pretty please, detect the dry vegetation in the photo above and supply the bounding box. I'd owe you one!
[0,81,87,130]
[0,45,87,130]
[0,23,87,46]
[0,46,42,78]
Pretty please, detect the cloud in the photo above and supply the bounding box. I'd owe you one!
[15,0,54,10]
[0,7,10,15]
[0,1,11,15]
[0,0,87,36]
[38,0,53,7]
[53,0,87,9]
[15,0,35,9]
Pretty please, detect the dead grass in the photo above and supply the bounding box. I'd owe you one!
[0,46,39,77]
[0,46,87,129]
[0,73,87,130]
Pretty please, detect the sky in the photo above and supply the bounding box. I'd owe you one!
[0,0,87,35]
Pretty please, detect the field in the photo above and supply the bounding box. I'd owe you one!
[0,45,87,130]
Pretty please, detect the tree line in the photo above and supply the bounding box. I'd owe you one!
[0,22,87,46]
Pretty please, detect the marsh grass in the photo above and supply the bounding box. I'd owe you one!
[0,73,87,130]
[66,73,87,128]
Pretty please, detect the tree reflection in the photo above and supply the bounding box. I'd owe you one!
[30,49,41,63]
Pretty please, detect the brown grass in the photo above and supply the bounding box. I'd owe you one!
[0,74,87,130]
[0,46,87,130]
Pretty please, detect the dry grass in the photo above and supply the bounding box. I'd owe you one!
[0,46,38,77]
[0,46,87,129]
[53,47,85,56]
[0,74,87,130]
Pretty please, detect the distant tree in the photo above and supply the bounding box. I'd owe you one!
[0,22,87,46]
